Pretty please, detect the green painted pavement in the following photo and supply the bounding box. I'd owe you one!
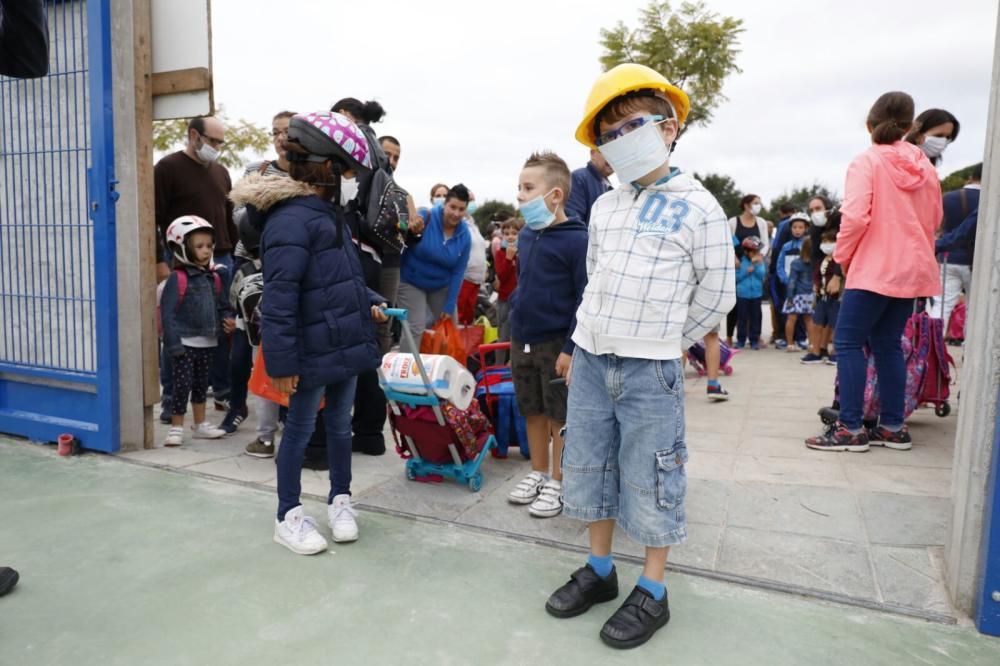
[1,440,998,665]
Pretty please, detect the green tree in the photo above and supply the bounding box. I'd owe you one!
[941,163,979,193]
[766,184,840,220]
[695,172,743,218]
[152,105,271,170]
[472,199,518,236]
[599,1,744,132]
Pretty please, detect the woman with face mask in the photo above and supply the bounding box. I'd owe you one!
[806,92,942,454]
[725,194,770,345]
[905,108,960,167]
[397,184,473,350]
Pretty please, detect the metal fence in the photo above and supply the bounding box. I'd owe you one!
[0,0,119,452]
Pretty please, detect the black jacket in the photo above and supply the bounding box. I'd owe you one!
[1,0,49,78]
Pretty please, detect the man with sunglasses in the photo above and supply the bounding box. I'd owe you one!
[155,116,237,420]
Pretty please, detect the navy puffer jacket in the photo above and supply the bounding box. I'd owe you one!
[231,175,382,389]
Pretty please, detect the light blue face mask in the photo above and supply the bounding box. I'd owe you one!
[432,196,446,208]
[519,190,555,230]
[466,201,479,215]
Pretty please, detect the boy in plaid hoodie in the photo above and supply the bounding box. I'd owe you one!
[544,64,734,650]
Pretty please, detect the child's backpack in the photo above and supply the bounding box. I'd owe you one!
[946,300,966,343]
[237,272,264,346]
[156,269,222,337]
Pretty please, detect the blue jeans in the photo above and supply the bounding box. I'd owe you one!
[562,348,688,547]
[834,289,913,430]
[736,297,762,347]
[276,376,357,521]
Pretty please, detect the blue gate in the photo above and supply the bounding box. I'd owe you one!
[0,0,119,452]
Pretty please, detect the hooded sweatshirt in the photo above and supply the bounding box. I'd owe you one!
[835,141,942,298]
[509,217,589,354]
[400,204,471,314]
[573,170,736,360]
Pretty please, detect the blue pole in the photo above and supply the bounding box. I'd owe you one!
[976,387,1000,635]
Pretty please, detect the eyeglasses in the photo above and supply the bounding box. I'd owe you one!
[595,115,665,147]
[198,131,225,148]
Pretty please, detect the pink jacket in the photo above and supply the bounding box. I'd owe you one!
[835,141,942,298]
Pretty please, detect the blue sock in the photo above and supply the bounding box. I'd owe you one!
[707,379,720,388]
[637,575,666,601]
[587,553,614,579]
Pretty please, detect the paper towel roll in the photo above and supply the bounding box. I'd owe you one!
[380,353,476,410]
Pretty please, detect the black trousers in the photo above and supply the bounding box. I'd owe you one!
[352,250,387,453]
[736,297,762,346]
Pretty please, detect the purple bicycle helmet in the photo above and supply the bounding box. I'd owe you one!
[285,111,372,174]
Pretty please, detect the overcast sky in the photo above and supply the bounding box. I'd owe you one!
[211,0,998,209]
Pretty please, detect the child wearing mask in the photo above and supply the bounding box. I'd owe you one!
[507,153,588,519]
[735,236,766,349]
[802,226,843,365]
[546,64,734,650]
[160,216,234,446]
[783,236,815,353]
[776,213,809,350]
[493,214,522,364]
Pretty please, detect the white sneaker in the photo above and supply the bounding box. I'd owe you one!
[273,506,328,555]
[529,479,564,518]
[328,494,359,543]
[163,426,184,447]
[192,421,226,439]
[508,471,546,505]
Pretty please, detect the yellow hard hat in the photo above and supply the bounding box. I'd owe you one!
[575,63,690,149]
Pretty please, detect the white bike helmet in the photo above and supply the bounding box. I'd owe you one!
[165,215,214,265]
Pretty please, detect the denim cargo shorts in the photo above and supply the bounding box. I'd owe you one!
[562,347,688,548]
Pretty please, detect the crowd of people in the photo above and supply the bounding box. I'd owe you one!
[147,66,980,648]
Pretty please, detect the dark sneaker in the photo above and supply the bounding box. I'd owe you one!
[545,565,619,618]
[775,339,788,350]
[824,354,838,365]
[867,425,913,451]
[805,423,869,452]
[214,398,230,412]
[599,586,670,650]
[159,400,172,424]
[796,339,809,350]
[219,407,248,435]
[245,438,275,458]
[0,567,19,597]
[800,353,824,365]
[706,384,729,402]
[352,433,386,456]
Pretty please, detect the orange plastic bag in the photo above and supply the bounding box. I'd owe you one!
[457,324,484,358]
[419,315,467,363]
[248,346,324,409]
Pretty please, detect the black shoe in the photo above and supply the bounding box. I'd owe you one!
[545,564,619,618]
[220,407,248,434]
[867,425,913,451]
[159,400,172,424]
[599,586,670,650]
[0,567,19,597]
[805,422,869,452]
[352,433,386,456]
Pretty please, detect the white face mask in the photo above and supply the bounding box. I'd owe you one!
[196,141,220,163]
[921,135,949,159]
[340,177,359,207]
[820,242,836,256]
[597,120,672,184]
[750,203,762,215]
[811,211,828,227]
[432,196,446,207]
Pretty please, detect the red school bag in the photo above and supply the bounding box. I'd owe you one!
[156,269,223,337]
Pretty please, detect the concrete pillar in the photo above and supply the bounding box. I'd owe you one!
[111,0,158,451]
[944,9,1000,617]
